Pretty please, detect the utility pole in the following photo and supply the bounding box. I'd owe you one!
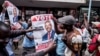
[88,0,92,23]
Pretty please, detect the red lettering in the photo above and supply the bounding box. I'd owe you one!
[31,16,37,21]
[36,41,51,51]
[31,14,53,22]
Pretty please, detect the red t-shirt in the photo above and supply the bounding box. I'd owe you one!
[88,34,100,56]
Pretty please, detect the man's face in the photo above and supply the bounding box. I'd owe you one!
[45,22,52,32]
[13,8,17,16]
[57,23,65,33]
[63,24,73,31]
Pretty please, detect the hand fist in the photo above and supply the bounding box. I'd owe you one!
[83,13,87,17]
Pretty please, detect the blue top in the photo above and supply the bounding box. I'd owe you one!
[21,22,28,29]
[22,32,35,47]
[54,34,66,56]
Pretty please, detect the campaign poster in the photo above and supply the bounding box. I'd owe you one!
[5,1,19,24]
[0,13,5,22]
[31,14,55,52]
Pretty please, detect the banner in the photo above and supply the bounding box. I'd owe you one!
[5,1,19,24]
[31,14,55,52]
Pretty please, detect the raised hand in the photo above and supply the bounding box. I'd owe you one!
[62,29,67,45]
[83,13,87,18]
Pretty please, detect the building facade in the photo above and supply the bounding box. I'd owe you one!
[1,0,100,22]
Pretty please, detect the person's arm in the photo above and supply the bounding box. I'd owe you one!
[53,17,64,34]
[25,41,56,56]
[2,3,6,13]
[83,13,89,29]
[62,30,76,53]
[10,28,39,38]
[52,17,60,34]
[43,41,56,53]
[62,37,76,53]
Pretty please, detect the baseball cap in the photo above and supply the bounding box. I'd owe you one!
[58,15,76,25]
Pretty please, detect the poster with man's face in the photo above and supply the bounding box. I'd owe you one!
[31,14,55,52]
[5,1,19,24]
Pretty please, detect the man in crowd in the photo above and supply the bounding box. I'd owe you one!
[53,17,66,56]
[0,21,41,56]
[22,19,35,56]
[58,15,82,56]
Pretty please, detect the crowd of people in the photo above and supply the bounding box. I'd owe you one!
[1,2,100,56]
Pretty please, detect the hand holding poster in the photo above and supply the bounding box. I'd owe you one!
[31,14,55,52]
[4,1,19,24]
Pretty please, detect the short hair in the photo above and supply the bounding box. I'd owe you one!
[45,21,51,25]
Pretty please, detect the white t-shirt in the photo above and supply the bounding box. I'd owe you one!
[81,28,91,43]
